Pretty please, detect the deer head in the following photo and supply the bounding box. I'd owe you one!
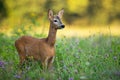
[48,9,65,29]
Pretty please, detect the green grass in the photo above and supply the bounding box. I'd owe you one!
[0,27,120,80]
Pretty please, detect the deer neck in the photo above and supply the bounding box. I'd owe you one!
[47,21,57,46]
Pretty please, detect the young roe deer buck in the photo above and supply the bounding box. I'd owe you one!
[15,9,65,69]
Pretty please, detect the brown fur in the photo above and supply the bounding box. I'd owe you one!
[15,9,64,69]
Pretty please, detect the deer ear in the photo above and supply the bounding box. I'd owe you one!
[48,9,53,20]
[58,9,64,18]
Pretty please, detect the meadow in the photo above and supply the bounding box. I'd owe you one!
[0,25,120,80]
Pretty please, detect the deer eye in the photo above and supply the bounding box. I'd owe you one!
[54,20,57,22]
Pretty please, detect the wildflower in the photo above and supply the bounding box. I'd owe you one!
[74,69,78,74]
[69,77,74,80]
[66,48,69,51]
[58,77,62,80]
[63,65,67,70]
[75,39,79,45]
[109,49,113,53]
[104,54,109,58]
[69,64,73,67]
[55,44,58,47]
[0,61,5,68]
[40,78,45,80]
[25,77,31,80]
[114,71,120,76]
[113,56,117,60]
[26,66,31,71]
[78,49,81,53]
[14,74,21,79]
[73,53,80,59]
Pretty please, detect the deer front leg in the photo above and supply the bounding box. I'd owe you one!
[18,51,26,65]
[42,57,49,70]
[48,56,55,70]
[18,53,27,69]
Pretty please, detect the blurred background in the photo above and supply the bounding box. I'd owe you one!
[0,0,120,37]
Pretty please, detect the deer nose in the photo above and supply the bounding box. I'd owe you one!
[61,25,65,28]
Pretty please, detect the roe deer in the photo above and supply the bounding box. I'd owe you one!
[15,9,65,69]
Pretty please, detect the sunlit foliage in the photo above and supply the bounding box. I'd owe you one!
[0,0,119,27]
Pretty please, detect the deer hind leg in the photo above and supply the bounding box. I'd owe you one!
[16,47,26,66]
[15,42,26,65]
[15,50,26,70]
[19,53,26,65]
